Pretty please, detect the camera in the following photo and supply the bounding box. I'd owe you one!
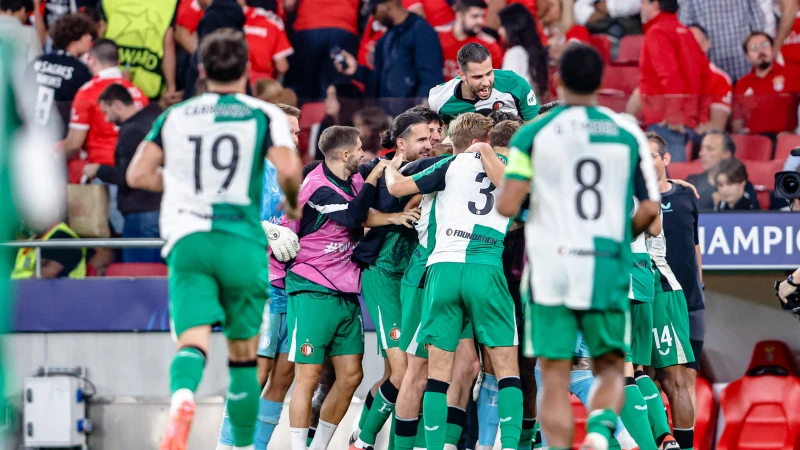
[775,280,800,320]
[775,171,800,199]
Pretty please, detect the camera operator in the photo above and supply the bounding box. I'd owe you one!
[778,268,800,304]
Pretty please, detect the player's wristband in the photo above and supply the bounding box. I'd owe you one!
[787,274,800,288]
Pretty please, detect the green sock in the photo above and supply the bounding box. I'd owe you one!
[394,416,417,450]
[586,408,617,442]
[360,380,399,445]
[227,361,260,447]
[423,379,449,450]
[620,378,658,450]
[609,437,622,450]
[635,372,671,441]
[518,418,535,450]
[357,390,374,435]
[445,406,466,446]
[532,420,542,449]
[388,411,396,450]
[169,346,206,393]
[498,377,523,449]
[415,413,427,449]
[307,427,315,447]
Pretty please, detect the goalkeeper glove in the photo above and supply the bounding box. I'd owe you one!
[262,221,300,262]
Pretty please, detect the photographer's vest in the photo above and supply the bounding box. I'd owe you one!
[11,223,87,279]
[101,0,178,98]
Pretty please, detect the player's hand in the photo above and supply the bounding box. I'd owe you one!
[390,152,405,170]
[668,179,700,199]
[367,159,391,184]
[779,280,798,303]
[332,50,357,76]
[262,221,300,262]
[82,163,100,179]
[163,89,183,106]
[389,208,421,228]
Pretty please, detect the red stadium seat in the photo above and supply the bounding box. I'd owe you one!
[731,135,773,161]
[572,394,587,448]
[589,34,612,66]
[717,340,800,450]
[105,263,168,277]
[666,161,703,180]
[299,102,326,129]
[600,65,640,96]
[747,160,783,210]
[617,35,643,63]
[695,376,718,450]
[775,134,800,162]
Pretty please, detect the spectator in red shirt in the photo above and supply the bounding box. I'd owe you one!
[780,10,800,76]
[638,0,712,161]
[404,0,454,27]
[689,24,733,133]
[175,0,210,54]
[356,15,387,71]
[733,31,800,136]
[242,6,292,80]
[437,0,503,80]
[285,0,360,100]
[65,39,148,234]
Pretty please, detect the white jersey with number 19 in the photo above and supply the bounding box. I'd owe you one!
[505,105,661,311]
[144,92,295,257]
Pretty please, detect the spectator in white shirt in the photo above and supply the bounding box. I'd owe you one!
[0,0,42,64]
[498,3,549,100]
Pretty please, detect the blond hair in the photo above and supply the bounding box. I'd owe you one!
[448,113,494,153]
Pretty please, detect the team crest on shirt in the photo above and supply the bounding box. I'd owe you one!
[492,101,504,110]
[259,334,270,349]
[300,342,314,357]
[445,228,453,236]
[390,327,401,341]
[744,87,755,96]
[773,76,785,92]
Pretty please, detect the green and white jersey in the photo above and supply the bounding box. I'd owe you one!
[629,229,655,302]
[401,192,436,288]
[505,105,660,311]
[427,70,539,124]
[145,92,294,257]
[411,151,511,269]
[647,217,683,292]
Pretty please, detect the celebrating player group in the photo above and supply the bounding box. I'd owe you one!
[128,28,701,450]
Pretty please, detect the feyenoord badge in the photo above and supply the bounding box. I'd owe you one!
[390,327,401,341]
[300,342,314,357]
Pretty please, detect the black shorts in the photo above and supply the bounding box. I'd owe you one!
[687,339,704,371]
[503,226,525,318]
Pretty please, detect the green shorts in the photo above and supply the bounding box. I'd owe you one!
[287,291,364,364]
[524,303,629,360]
[417,262,517,353]
[651,289,696,368]
[167,232,268,340]
[362,266,403,358]
[626,300,653,366]
[400,283,474,359]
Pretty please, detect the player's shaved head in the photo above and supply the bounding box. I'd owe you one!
[90,39,118,65]
[319,126,361,158]
[558,44,603,96]
[199,28,249,83]
[448,113,494,153]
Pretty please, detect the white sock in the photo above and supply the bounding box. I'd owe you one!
[215,444,233,450]
[233,446,255,450]
[616,427,638,450]
[169,388,194,414]
[354,438,369,448]
[290,427,309,450]
[309,420,337,449]
[444,444,458,450]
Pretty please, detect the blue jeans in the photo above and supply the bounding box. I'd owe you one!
[122,211,162,263]
[91,178,124,235]
[286,28,358,100]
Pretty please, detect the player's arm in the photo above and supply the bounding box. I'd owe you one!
[308,184,377,229]
[647,210,662,237]
[364,208,421,228]
[632,131,661,236]
[775,0,798,56]
[64,91,93,158]
[175,25,198,53]
[511,72,540,122]
[127,141,165,191]
[63,128,88,159]
[497,129,533,218]
[472,142,507,186]
[387,155,452,197]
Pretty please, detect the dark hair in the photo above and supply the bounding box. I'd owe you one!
[455,0,487,13]
[98,83,133,106]
[49,13,96,50]
[457,42,492,72]
[715,158,748,184]
[648,0,678,13]
[742,31,774,53]
[488,110,523,125]
[90,38,118,65]
[380,112,428,149]
[687,23,708,39]
[645,131,668,157]
[199,29,249,83]
[407,105,443,126]
[498,3,548,98]
[558,44,603,95]
[538,100,563,115]
[318,126,361,157]
[489,120,521,148]
[302,160,322,179]
[276,103,301,118]
[705,130,736,155]
[0,0,32,12]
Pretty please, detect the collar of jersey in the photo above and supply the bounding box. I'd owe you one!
[97,66,123,79]
[322,162,354,195]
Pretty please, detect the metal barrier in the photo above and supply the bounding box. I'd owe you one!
[1,238,165,278]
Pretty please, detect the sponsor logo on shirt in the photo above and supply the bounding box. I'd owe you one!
[661,202,672,212]
[444,228,499,244]
[557,246,621,258]
[177,208,245,221]
[527,89,537,106]
[244,25,268,38]
[323,241,353,254]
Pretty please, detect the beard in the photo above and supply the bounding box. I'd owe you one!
[345,157,360,174]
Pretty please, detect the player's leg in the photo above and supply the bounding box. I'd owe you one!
[311,293,365,450]
[444,337,480,449]
[308,359,335,446]
[352,358,390,446]
[417,263,465,450]
[395,284,429,450]
[467,264,523,450]
[653,289,696,450]
[477,349,500,450]
[687,308,706,416]
[256,313,296,450]
[161,234,226,450]
[519,351,538,450]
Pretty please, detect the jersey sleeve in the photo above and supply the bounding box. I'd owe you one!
[273,26,294,60]
[633,130,661,202]
[143,108,171,148]
[505,122,538,181]
[262,105,295,150]
[411,155,454,194]
[68,88,92,130]
[307,184,377,228]
[509,71,539,121]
